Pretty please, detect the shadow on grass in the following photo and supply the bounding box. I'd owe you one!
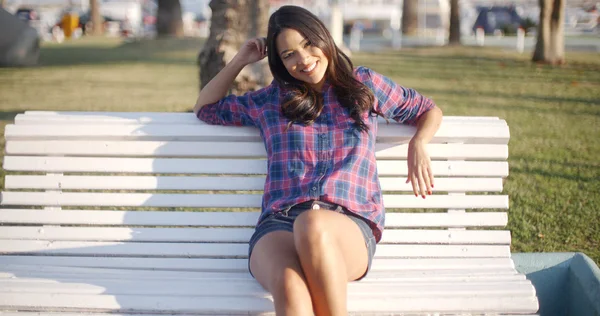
[365,47,529,65]
[509,162,598,183]
[38,38,205,67]
[420,88,600,115]
[510,156,600,170]
[0,111,21,121]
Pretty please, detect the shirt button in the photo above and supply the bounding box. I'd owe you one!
[320,134,326,139]
[311,187,317,191]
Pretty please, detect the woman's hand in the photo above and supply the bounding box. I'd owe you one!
[406,137,434,198]
[232,37,268,66]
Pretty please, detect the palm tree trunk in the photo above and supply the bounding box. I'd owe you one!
[532,0,565,64]
[448,0,460,45]
[156,0,184,37]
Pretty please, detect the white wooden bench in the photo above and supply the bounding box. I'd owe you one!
[0,111,539,315]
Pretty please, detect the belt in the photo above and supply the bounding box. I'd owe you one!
[292,200,343,211]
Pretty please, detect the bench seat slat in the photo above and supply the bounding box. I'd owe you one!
[0,313,540,316]
[0,292,539,314]
[0,264,524,281]
[3,156,509,177]
[0,210,508,227]
[2,264,525,283]
[6,141,509,160]
[19,112,504,125]
[5,175,504,192]
[5,122,510,144]
[0,240,511,258]
[0,278,535,297]
[0,226,511,245]
[0,256,516,272]
[0,192,509,209]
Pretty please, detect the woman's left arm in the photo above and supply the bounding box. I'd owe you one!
[406,106,443,199]
[355,66,443,198]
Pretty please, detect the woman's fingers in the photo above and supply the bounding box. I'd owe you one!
[421,167,432,196]
[408,166,434,199]
[257,37,267,56]
[417,167,427,198]
[407,172,418,197]
[428,163,435,190]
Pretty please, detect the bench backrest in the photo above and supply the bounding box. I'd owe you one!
[0,111,513,272]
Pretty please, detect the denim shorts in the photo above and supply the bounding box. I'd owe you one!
[248,200,377,280]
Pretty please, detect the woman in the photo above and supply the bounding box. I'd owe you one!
[194,5,442,315]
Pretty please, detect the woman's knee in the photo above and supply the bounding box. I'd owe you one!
[293,210,333,253]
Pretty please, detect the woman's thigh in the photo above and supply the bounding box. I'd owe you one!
[293,209,369,281]
[249,230,307,291]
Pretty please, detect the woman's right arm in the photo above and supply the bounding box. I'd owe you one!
[193,37,268,117]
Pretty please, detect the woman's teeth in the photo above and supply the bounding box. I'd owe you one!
[302,62,317,73]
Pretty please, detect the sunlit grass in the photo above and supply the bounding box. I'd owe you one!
[0,37,598,263]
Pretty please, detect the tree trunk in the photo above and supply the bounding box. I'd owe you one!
[198,0,271,95]
[402,0,418,36]
[532,0,565,65]
[89,0,104,36]
[448,0,460,45]
[156,0,184,37]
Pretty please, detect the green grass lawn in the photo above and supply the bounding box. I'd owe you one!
[0,37,598,263]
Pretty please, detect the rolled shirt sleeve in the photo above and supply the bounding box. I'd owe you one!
[357,66,436,125]
[196,84,275,127]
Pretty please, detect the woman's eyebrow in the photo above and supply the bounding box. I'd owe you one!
[280,38,308,56]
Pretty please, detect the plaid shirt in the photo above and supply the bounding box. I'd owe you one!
[197,66,435,242]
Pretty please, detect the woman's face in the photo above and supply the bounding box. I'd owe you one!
[276,28,329,91]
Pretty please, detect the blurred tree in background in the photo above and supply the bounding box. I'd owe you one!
[157,0,184,37]
[89,0,104,36]
[533,0,565,64]
[402,0,418,35]
[198,0,271,94]
[448,0,461,45]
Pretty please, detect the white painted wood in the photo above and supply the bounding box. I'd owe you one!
[4,122,510,144]
[3,156,509,176]
[19,111,503,125]
[0,292,539,313]
[0,240,511,258]
[0,264,524,282]
[5,175,504,192]
[0,278,535,297]
[0,209,508,227]
[0,312,540,316]
[382,229,510,244]
[6,140,508,160]
[0,112,538,314]
[0,192,508,209]
[0,226,511,245]
[0,256,516,272]
[0,268,527,284]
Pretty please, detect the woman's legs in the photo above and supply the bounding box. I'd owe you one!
[249,230,314,315]
[249,208,370,316]
[293,209,369,316]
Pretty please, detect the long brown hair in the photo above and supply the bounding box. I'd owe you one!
[266,5,376,131]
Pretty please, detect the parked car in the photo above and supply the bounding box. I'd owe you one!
[15,8,40,23]
[472,6,524,35]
